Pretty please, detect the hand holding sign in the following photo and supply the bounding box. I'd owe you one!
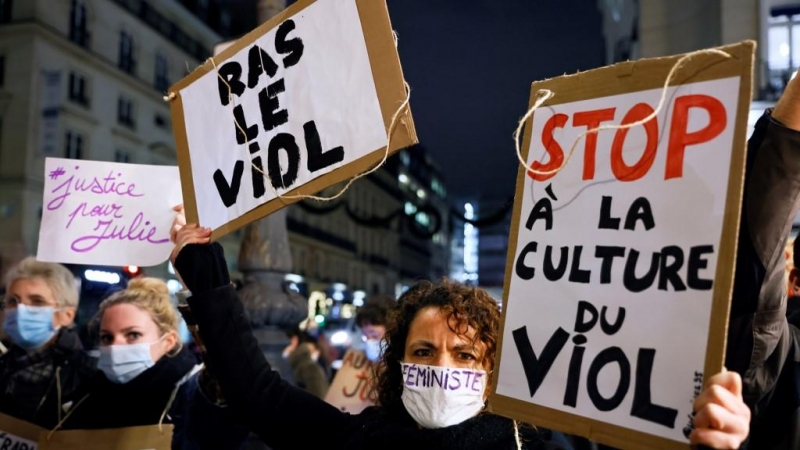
[168,205,211,260]
[37,158,182,267]
[690,372,750,449]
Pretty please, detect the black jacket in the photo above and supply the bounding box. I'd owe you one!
[185,283,564,450]
[726,111,800,450]
[62,345,248,449]
[0,327,95,428]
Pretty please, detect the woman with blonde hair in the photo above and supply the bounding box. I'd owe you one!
[59,277,247,449]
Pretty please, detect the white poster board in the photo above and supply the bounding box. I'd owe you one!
[171,0,416,239]
[324,349,374,414]
[37,158,182,267]
[491,42,754,450]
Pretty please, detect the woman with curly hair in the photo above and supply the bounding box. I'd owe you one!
[168,219,750,450]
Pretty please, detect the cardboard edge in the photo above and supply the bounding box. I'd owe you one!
[702,41,756,378]
[492,396,688,450]
[490,84,540,399]
[171,93,199,224]
[529,41,755,108]
[0,412,46,442]
[168,0,319,94]
[357,0,418,148]
[37,424,175,448]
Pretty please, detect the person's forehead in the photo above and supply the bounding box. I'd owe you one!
[9,278,56,299]
[408,306,478,343]
[101,303,156,330]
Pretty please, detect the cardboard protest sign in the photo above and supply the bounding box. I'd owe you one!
[324,349,374,414]
[170,0,416,239]
[37,158,182,267]
[0,413,44,450]
[491,41,754,449]
[38,424,173,450]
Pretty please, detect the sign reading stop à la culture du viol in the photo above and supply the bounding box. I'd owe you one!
[491,41,754,450]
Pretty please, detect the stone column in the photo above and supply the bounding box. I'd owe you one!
[236,0,307,384]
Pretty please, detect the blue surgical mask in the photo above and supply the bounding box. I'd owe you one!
[178,318,193,345]
[365,339,384,362]
[3,304,58,350]
[98,335,166,384]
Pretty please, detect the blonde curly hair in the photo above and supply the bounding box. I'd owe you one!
[96,277,179,337]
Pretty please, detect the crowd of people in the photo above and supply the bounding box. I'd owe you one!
[3,45,800,450]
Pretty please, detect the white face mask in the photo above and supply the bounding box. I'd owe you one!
[400,362,487,429]
[365,339,384,362]
[98,334,167,384]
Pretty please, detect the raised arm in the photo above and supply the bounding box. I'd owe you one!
[172,225,350,450]
[726,76,800,408]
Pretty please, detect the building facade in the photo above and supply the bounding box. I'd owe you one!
[0,0,226,279]
[600,0,800,101]
[284,145,451,307]
[0,0,453,325]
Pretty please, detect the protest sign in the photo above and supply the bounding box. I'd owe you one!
[491,41,754,449]
[37,158,182,267]
[38,424,173,450]
[0,413,44,450]
[324,349,374,414]
[170,0,417,239]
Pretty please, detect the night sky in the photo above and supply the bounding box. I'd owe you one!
[222,0,607,204]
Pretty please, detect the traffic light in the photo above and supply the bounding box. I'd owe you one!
[124,265,142,278]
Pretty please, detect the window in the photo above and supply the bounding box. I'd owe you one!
[0,0,12,24]
[117,96,135,128]
[154,113,170,129]
[118,30,135,74]
[155,53,169,92]
[65,131,84,160]
[69,0,89,48]
[767,13,800,98]
[115,149,130,163]
[68,72,89,107]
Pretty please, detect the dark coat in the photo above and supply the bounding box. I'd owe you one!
[63,345,248,449]
[0,327,95,428]
[186,284,566,450]
[726,111,800,450]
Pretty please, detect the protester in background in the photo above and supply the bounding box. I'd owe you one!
[723,70,800,450]
[785,237,796,296]
[789,236,800,297]
[0,257,95,428]
[283,328,329,398]
[60,277,248,449]
[355,295,394,362]
[168,221,749,449]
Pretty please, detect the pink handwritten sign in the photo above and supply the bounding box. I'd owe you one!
[37,158,182,266]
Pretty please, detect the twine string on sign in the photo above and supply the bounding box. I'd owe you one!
[514,48,732,178]
[208,29,411,204]
[512,420,523,450]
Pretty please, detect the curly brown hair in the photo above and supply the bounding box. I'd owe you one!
[373,279,501,411]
